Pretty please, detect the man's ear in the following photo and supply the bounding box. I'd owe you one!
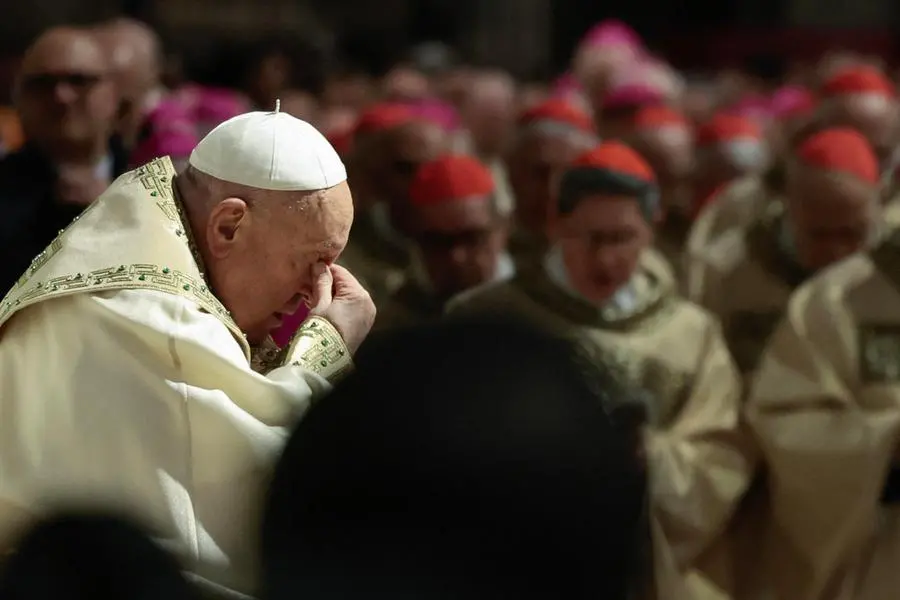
[206,197,249,258]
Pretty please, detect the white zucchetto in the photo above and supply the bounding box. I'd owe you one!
[188,107,347,191]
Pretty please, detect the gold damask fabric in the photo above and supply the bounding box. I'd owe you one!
[0,156,350,378]
[0,157,354,592]
[0,158,247,354]
[688,204,803,383]
[746,246,900,600]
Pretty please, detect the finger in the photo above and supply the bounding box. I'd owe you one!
[328,263,362,292]
[309,262,334,313]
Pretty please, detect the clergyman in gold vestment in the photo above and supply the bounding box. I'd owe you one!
[746,228,900,600]
[0,111,376,594]
[689,127,886,382]
[450,142,754,600]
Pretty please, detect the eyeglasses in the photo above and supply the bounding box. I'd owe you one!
[21,72,105,95]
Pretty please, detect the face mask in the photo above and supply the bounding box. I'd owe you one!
[495,251,516,280]
[720,139,768,171]
[844,93,891,114]
[655,124,691,147]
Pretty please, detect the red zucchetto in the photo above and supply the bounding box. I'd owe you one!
[409,155,495,206]
[795,127,879,184]
[353,103,418,138]
[570,142,656,183]
[821,67,895,98]
[695,114,763,147]
[630,105,689,131]
[518,99,595,133]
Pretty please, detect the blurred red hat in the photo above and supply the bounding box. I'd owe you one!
[795,127,878,183]
[409,155,495,206]
[518,99,595,133]
[571,142,655,183]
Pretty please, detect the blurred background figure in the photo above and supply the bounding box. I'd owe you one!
[505,98,598,270]
[0,26,124,293]
[375,154,510,331]
[340,102,448,303]
[456,69,518,214]
[92,18,167,149]
[262,317,648,600]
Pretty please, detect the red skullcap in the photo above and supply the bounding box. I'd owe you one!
[571,142,656,183]
[518,99,595,133]
[409,155,495,206]
[795,127,879,184]
[353,103,417,137]
[630,105,689,131]
[695,114,763,147]
[822,67,896,98]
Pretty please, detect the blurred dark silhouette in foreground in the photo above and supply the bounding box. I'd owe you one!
[262,315,648,600]
[0,512,197,600]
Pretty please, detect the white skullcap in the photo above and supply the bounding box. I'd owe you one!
[188,108,347,191]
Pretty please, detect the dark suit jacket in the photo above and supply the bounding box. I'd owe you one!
[0,139,128,295]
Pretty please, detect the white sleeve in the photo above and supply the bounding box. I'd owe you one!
[0,288,348,593]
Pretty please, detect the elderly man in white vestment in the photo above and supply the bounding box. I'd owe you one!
[0,108,376,594]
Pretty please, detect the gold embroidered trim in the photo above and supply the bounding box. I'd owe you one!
[0,264,232,325]
[285,316,353,383]
[0,157,248,356]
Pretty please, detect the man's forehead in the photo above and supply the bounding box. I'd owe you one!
[21,31,108,75]
[419,196,495,226]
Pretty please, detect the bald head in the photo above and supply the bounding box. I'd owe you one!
[16,27,118,160]
[20,27,109,78]
[463,70,516,112]
[92,18,163,101]
[462,70,517,157]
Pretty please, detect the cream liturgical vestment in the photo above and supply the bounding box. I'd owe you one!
[0,157,352,593]
[449,251,754,600]
[685,175,772,299]
[687,204,805,384]
[746,230,900,600]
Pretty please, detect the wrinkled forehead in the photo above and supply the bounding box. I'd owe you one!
[277,183,354,248]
